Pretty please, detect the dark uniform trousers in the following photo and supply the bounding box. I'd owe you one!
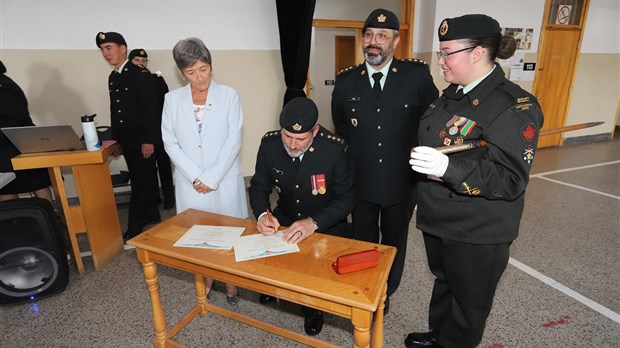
[108,63,162,233]
[154,144,174,204]
[332,58,438,297]
[123,144,160,232]
[423,233,510,348]
[152,75,174,205]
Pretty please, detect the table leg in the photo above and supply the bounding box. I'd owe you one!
[48,166,84,273]
[371,284,388,347]
[351,307,372,348]
[194,274,208,313]
[142,261,168,347]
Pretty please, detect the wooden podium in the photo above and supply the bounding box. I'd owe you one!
[11,141,124,273]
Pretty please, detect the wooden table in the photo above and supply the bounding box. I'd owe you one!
[128,209,396,347]
[11,141,123,272]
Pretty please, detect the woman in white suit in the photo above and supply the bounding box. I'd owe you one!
[162,37,248,305]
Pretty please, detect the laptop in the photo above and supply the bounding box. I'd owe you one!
[1,125,86,153]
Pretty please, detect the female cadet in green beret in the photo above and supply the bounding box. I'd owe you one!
[405,14,544,348]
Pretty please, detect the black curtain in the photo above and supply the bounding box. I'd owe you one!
[275,0,316,106]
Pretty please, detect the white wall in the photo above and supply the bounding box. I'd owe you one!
[580,0,620,53]
[0,0,280,50]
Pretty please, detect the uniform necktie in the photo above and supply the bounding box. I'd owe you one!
[372,72,383,101]
[293,157,300,171]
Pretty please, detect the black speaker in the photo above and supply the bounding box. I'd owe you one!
[0,197,69,305]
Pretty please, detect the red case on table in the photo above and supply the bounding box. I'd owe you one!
[331,249,379,274]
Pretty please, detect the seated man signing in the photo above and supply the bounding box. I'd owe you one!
[248,97,355,336]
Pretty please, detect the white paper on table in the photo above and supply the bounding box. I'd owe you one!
[173,225,245,250]
[234,232,300,262]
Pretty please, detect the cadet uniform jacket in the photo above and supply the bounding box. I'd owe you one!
[416,64,544,244]
[249,127,355,236]
[331,58,438,206]
[108,62,161,147]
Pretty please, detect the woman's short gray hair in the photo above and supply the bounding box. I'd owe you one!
[172,37,212,70]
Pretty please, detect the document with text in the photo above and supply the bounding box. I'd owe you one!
[234,232,300,262]
[173,225,245,250]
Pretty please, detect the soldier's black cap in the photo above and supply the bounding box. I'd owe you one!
[279,97,318,134]
[362,8,400,33]
[438,14,501,41]
[0,60,6,74]
[128,48,148,61]
[96,32,127,47]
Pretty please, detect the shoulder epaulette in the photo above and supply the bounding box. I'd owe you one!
[337,64,362,76]
[401,58,428,66]
[262,130,280,140]
[318,130,345,145]
[497,82,534,103]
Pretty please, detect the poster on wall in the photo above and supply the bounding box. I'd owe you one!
[502,27,534,50]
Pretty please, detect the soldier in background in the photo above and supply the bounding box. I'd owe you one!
[128,48,175,209]
[96,32,161,238]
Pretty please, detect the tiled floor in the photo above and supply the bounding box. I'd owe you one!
[1,137,619,347]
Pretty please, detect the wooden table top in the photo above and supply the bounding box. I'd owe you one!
[128,209,396,312]
[11,140,117,169]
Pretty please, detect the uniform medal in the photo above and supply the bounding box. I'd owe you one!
[311,175,319,195]
[311,174,326,195]
[317,174,326,195]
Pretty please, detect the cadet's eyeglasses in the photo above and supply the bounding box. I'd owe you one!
[362,32,393,45]
[436,46,476,61]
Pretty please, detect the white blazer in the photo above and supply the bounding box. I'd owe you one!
[162,81,248,218]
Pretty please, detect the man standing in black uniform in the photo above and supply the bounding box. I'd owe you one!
[249,97,354,336]
[96,32,161,238]
[128,48,175,210]
[331,8,438,307]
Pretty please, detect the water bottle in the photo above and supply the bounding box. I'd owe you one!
[81,114,100,151]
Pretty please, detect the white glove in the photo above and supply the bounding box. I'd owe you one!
[409,146,449,177]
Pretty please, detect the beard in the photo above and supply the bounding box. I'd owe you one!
[282,137,314,158]
[364,42,394,67]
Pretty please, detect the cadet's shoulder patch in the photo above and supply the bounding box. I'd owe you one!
[261,130,280,141]
[401,58,429,66]
[497,82,538,113]
[337,64,362,76]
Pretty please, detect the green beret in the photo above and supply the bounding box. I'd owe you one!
[438,14,501,41]
[96,31,127,47]
[279,97,318,134]
[363,8,399,33]
[128,48,148,61]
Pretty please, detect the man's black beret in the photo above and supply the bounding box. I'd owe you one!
[279,97,318,134]
[438,14,501,41]
[128,48,148,61]
[363,8,400,33]
[96,31,127,47]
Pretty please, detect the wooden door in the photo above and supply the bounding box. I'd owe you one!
[532,0,590,148]
[335,36,356,73]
